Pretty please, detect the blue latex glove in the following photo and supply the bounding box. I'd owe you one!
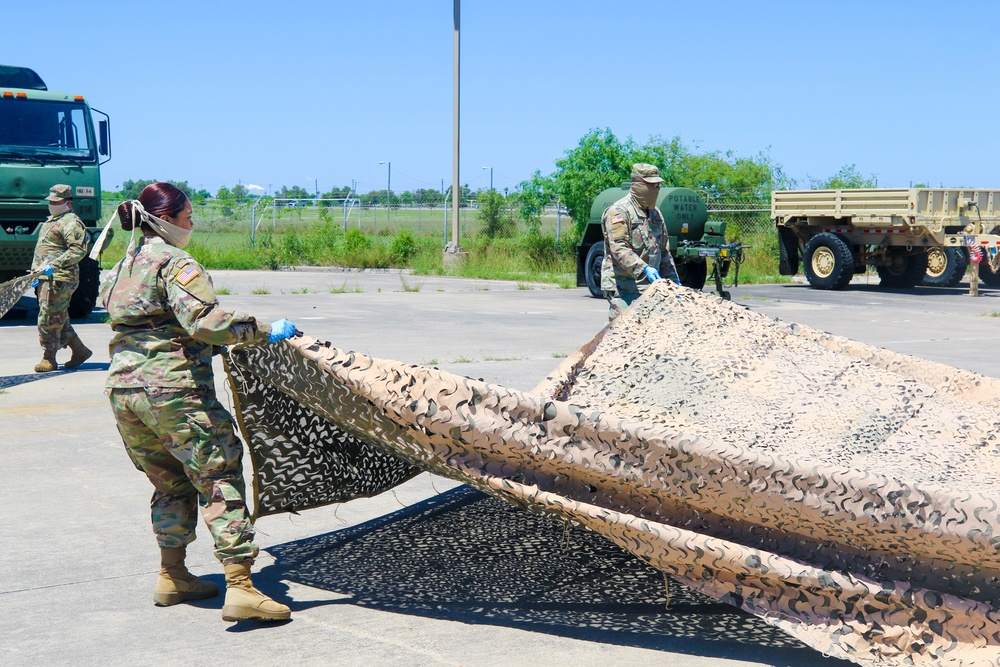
[268,319,296,343]
[32,265,54,288]
[643,266,662,282]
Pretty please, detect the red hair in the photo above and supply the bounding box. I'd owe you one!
[117,182,189,230]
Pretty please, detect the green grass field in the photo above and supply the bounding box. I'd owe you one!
[97,202,785,287]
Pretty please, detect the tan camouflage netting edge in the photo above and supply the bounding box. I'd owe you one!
[226,281,1000,666]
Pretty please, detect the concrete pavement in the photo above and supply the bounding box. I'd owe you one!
[4,270,998,667]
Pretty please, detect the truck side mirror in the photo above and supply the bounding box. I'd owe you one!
[98,120,109,157]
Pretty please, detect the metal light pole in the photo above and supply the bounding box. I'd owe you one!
[449,0,462,255]
[379,161,391,223]
[482,166,493,191]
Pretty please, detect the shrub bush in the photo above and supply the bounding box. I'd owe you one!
[390,230,418,264]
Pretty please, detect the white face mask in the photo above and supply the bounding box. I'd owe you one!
[48,201,71,217]
[129,200,193,249]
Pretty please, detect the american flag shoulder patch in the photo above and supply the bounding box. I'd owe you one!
[611,213,624,223]
[174,266,201,286]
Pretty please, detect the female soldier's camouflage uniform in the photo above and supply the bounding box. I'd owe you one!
[101,235,271,564]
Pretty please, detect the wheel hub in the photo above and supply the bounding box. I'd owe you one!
[811,247,836,278]
[926,249,947,277]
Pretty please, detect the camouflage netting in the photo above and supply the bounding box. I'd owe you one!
[225,281,1000,666]
[0,272,38,319]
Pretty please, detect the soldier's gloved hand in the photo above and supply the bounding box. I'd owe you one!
[268,319,296,343]
[41,265,54,276]
[643,266,662,282]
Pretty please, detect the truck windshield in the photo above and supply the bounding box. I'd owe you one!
[0,98,95,162]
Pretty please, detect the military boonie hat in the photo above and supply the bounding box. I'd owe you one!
[631,163,664,184]
[45,184,72,201]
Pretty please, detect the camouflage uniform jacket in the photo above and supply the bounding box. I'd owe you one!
[100,236,271,390]
[600,194,679,293]
[31,211,88,283]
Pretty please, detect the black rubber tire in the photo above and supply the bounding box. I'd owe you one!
[877,251,929,289]
[922,247,968,287]
[584,242,604,298]
[980,251,1000,287]
[68,257,100,318]
[803,232,855,290]
[676,259,707,290]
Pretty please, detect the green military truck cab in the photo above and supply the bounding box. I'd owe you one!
[0,65,110,317]
[576,184,743,298]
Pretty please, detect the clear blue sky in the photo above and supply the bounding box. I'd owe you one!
[7,0,999,196]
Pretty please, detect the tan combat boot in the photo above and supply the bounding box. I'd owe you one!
[64,335,93,370]
[33,348,57,373]
[153,546,219,606]
[221,561,291,622]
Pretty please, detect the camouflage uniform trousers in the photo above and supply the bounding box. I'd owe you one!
[108,386,259,564]
[604,281,649,322]
[36,278,78,350]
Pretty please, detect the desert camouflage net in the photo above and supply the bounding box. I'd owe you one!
[0,272,37,319]
[226,281,1000,666]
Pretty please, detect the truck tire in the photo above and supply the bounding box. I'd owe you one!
[584,243,604,298]
[676,259,707,290]
[922,247,968,287]
[979,252,1000,287]
[68,257,100,318]
[877,251,929,289]
[803,233,854,290]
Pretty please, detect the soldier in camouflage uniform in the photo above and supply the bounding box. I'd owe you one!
[601,164,682,321]
[30,184,93,372]
[101,182,296,622]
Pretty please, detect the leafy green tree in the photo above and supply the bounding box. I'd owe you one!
[809,164,877,189]
[120,179,157,200]
[216,185,233,201]
[444,184,472,205]
[477,189,513,238]
[277,185,310,200]
[321,186,353,199]
[511,170,553,231]
[120,179,195,201]
[551,128,637,227]
[414,188,444,205]
[542,129,794,232]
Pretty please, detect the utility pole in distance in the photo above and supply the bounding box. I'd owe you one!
[379,161,391,223]
[444,0,466,268]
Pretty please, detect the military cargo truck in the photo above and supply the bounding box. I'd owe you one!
[577,185,744,298]
[0,65,110,316]
[773,188,1000,290]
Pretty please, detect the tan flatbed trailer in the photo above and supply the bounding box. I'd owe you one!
[772,188,1000,291]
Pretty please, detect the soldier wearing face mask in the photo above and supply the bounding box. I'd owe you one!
[30,183,93,372]
[600,163,681,321]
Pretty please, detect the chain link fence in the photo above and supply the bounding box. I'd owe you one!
[100,198,571,243]
[703,192,773,238]
[100,193,773,246]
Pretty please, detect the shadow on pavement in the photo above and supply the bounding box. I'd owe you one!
[267,486,848,665]
[0,363,109,390]
[776,280,1000,298]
